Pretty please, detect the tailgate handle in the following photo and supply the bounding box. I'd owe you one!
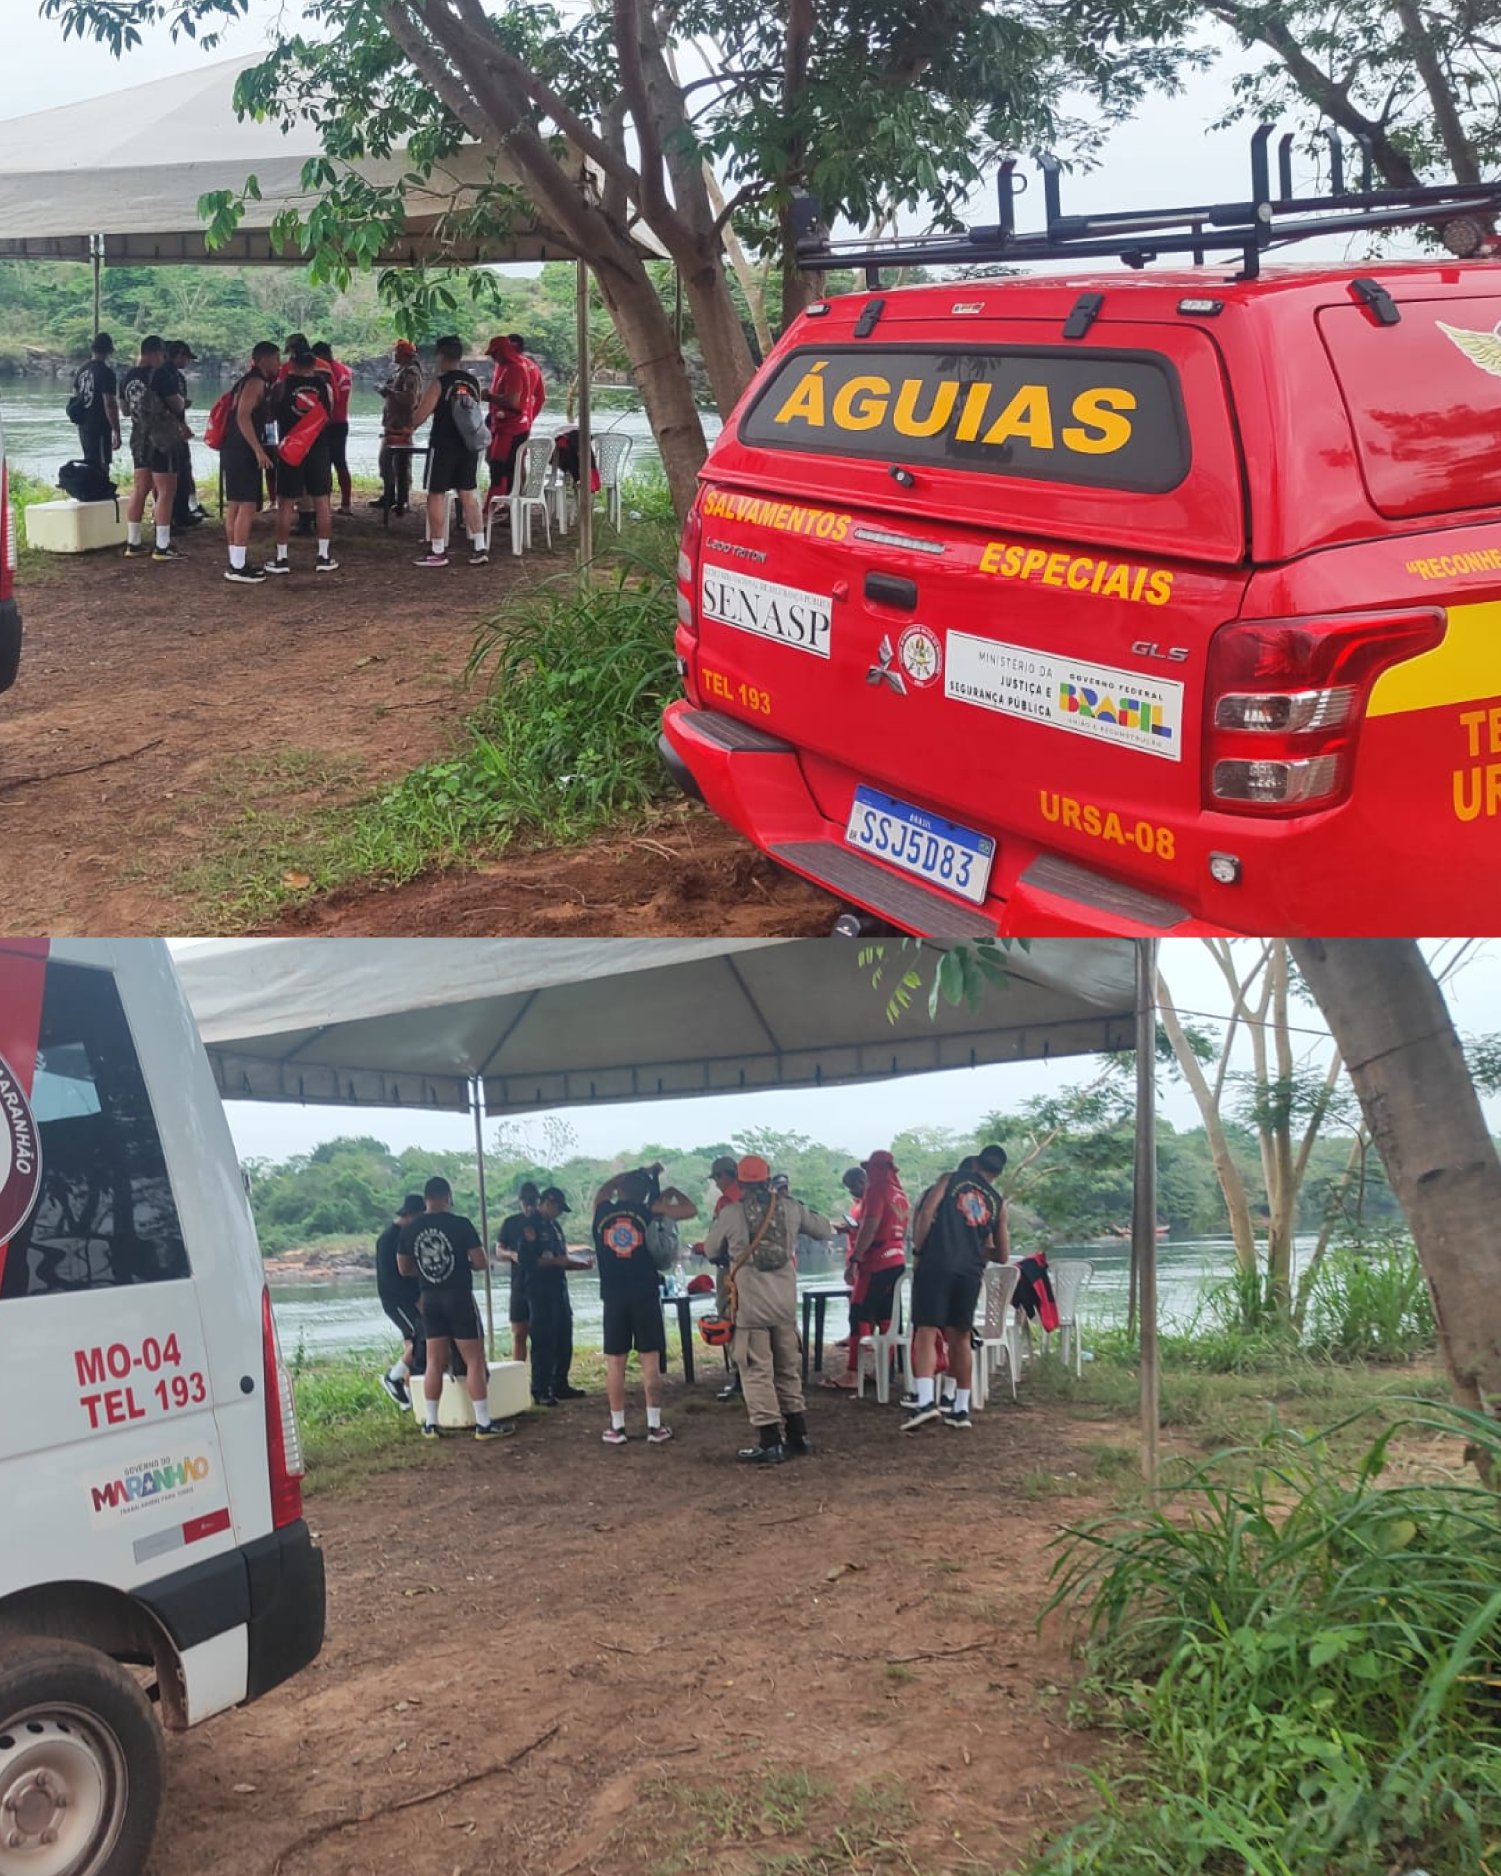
[864,572,918,610]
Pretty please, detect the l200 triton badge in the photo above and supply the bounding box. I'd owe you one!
[867,635,906,694]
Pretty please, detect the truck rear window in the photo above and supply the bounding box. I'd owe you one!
[0,960,188,1299]
[1319,297,1501,521]
[739,344,1190,494]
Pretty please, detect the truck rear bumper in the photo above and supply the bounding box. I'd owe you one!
[136,1519,325,1712]
[661,701,1234,938]
[0,596,20,694]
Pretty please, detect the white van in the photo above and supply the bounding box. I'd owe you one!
[0,938,324,1876]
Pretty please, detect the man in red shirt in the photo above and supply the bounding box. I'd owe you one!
[483,334,531,498]
[827,1151,908,1390]
[312,342,355,515]
[508,333,546,426]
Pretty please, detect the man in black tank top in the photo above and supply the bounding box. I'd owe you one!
[903,1144,1009,1434]
[221,342,282,585]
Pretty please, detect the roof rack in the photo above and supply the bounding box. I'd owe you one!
[791,126,1501,286]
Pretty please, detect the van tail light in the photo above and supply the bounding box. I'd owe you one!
[1,458,13,605]
[675,496,703,701]
[1204,608,1445,815]
[261,1286,306,1528]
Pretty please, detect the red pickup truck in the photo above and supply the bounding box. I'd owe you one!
[662,150,1501,937]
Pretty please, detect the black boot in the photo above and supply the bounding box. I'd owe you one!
[737,1424,785,1465]
[784,1411,813,1457]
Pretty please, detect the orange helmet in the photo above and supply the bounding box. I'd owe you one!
[698,1315,733,1347]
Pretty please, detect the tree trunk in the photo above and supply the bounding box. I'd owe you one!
[1391,0,1482,183]
[1159,971,1260,1275]
[592,263,707,520]
[1291,939,1501,1477]
[675,246,758,418]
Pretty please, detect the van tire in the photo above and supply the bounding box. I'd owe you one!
[0,1640,165,1876]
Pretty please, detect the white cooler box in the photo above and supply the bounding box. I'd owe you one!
[410,1359,530,1427]
[25,498,127,553]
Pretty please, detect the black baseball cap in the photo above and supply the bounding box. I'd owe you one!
[540,1186,572,1213]
[168,339,197,360]
[976,1144,1008,1176]
[397,1193,425,1218]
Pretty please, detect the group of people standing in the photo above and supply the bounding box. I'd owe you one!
[372,1142,1013,1461]
[69,326,548,583]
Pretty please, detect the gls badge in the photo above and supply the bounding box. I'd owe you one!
[1131,641,1190,663]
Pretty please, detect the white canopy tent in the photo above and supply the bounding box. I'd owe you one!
[0,56,583,268]
[175,936,1140,1112]
[173,935,1162,1471]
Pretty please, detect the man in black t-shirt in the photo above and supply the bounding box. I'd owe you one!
[410,334,488,569]
[496,1182,540,1362]
[903,1144,1009,1434]
[397,1176,511,1442]
[72,332,120,475]
[166,341,207,528]
[520,1187,593,1406]
[120,334,187,562]
[375,1192,426,1408]
[265,348,338,576]
[593,1165,697,1446]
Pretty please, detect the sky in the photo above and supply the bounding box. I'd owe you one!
[196,941,1501,1170]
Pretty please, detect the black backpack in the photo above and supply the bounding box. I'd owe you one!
[64,364,93,428]
[56,459,118,505]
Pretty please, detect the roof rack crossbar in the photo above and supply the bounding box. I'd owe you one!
[794,128,1501,279]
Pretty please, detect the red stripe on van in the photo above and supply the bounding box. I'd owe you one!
[0,939,48,1290]
[182,1507,232,1546]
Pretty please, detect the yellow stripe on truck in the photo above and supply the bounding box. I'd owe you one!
[1367,601,1501,717]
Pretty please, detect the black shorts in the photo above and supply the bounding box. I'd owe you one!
[419,1288,484,1343]
[850,1263,904,1332]
[274,442,333,502]
[911,1262,983,1334]
[602,1290,666,1359]
[221,446,265,508]
[380,1292,423,1342]
[429,442,479,495]
[508,1276,530,1325]
[133,441,176,475]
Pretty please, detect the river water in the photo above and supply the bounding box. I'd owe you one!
[0,379,720,488]
[269,1235,1304,1362]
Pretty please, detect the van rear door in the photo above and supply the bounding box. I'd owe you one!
[690,303,1249,908]
[0,941,238,1604]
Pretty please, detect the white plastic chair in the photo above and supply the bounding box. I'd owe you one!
[855,1271,909,1406]
[1047,1260,1094,1375]
[594,432,634,530]
[971,1263,1022,1410]
[484,441,554,556]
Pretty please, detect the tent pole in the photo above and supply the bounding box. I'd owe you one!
[1134,938,1160,1482]
[575,256,593,569]
[91,235,102,337]
[472,1076,494,1359]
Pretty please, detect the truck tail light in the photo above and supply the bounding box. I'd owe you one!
[676,495,704,699]
[1,458,14,605]
[262,1286,306,1528]
[1204,608,1444,815]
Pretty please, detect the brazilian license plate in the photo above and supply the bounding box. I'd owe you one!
[844,785,995,905]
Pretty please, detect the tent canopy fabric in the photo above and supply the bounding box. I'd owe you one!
[173,937,1140,1115]
[0,56,617,266]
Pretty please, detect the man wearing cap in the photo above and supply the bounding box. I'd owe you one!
[376,339,424,514]
[375,1192,427,1409]
[703,1157,831,1465]
[593,1165,698,1445]
[398,1175,511,1442]
[519,1187,593,1406]
[903,1145,1009,1433]
[71,331,120,476]
[120,335,186,562]
[483,333,531,499]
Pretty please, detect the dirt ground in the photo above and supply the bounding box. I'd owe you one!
[148,1384,1117,1876]
[0,511,837,937]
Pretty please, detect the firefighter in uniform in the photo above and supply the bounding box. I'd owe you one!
[703,1155,832,1465]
